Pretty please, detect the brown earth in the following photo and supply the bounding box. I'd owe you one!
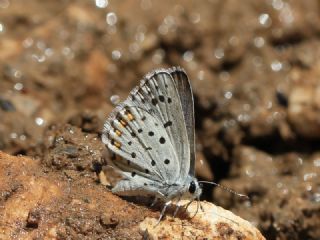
[0,0,320,239]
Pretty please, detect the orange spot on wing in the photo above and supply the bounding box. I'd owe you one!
[127,113,134,121]
[120,119,127,127]
[114,141,121,149]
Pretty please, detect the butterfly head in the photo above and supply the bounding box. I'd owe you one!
[185,176,202,200]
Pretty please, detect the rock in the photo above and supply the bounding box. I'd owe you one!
[288,85,320,138]
[140,200,265,240]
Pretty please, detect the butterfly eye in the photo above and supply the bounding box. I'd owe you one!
[188,181,196,194]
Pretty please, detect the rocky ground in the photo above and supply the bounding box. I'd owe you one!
[0,0,320,239]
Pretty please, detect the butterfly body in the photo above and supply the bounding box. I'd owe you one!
[102,67,202,215]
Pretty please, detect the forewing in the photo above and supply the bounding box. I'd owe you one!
[143,69,191,180]
[169,67,196,176]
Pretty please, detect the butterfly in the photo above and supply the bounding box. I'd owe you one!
[102,66,203,221]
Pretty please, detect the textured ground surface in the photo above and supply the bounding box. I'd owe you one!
[1,0,320,239]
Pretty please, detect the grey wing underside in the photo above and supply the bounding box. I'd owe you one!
[111,175,164,198]
[102,67,194,195]
[169,67,196,176]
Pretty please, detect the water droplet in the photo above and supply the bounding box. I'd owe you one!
[312,193,320,202]
[110,95,120,105]
[214,48,224,59]
[259,13,272,27]
[62,47,71,56]
[229,36,239,46]
[13,70,22,79]
[253,56,263,67]
[272,0,284,10]
[306,185,312,191]
[314,158,320,167]
[183,50,194,62]
[19,134,26,141]
[111,50,121,60]
[129,43,140,54]
[10,133,17,139]
[279,3,294,25]
[32,54,46,63]
[95,0,108,8]
[106,12,117,26]
[22,37,34,48]
[135,31,145,42]
[219,71,229,81]
[197,70,205,81]
[164,15,175,26]
[253,36,265,48]
[0,22,5,33]
[304,173,317,181]
[36,41,46,50]
[271,60,282,72]
[158,24,168,35]
[152,49,165,64]
[35,117,44,126]
[14,83,23,91]
[69,128,75,134]
[224,91,233,100]
[45,48,54,57]
[237,113,251,123]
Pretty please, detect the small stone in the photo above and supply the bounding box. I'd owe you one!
[26,210,41,229]
[100,213,119,228]
[139,201,265,239]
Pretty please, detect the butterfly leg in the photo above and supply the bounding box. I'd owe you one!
[173,196,182,218]
[156,200,172,225]
[190,200,200,219]
[183,199,193,212]
[198,197,205,213]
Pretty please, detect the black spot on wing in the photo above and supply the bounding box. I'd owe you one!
[151,98,158,105]
[159,137,166,144]
[159,95,165,102]
[164,121,172,128]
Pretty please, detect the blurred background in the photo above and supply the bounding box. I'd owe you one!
[0,0,320,239]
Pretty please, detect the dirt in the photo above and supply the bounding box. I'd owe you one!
[0,0,320,239]
[0,152,152,239]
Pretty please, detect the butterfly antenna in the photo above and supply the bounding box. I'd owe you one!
[199,181,249,199]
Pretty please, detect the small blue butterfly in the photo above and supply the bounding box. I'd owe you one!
[102,66,202,221]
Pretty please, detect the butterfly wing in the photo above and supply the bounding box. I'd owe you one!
[169,67,196,176]
[102,67,192,196]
